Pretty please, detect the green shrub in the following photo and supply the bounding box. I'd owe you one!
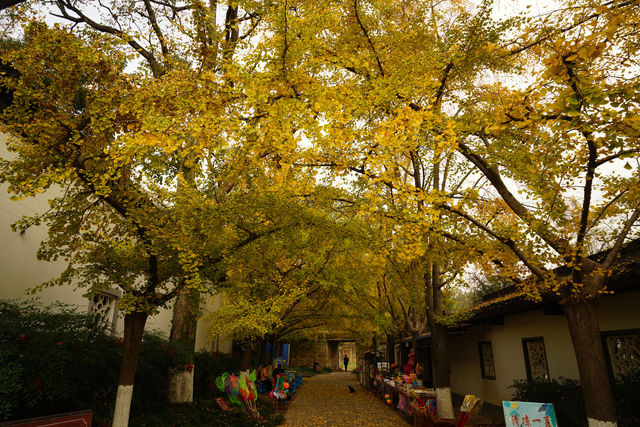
[131,397,284,426]
[511,374,640,427]
[0,299,189,425]
[509,378,587,427]
[612,369,640,427]
[134,330,193,413]
[193,350,241,398]
[287,365,318,377]
[0,299,119,423]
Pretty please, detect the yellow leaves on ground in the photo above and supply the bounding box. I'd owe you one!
[282,371,410,427]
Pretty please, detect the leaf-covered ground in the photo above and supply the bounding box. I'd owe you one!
[282,371,411,426]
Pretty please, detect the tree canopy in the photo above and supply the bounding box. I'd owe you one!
[1,0,639,425]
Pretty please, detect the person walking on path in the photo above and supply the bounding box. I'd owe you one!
[343,355,349,371]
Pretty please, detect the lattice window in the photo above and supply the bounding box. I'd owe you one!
[522,337,550,381]
[478,341,496,379]
[604,331,640,378]
[89,291,119,331]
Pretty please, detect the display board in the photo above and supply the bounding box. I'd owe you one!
[502,401,558,427]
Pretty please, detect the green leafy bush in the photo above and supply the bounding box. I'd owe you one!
[0,299,189,424]
[131,397,285,426]
[511,374,640,427]
[287,365,318,377]
[612,369,640,427]
[193,350,241,398]
[510,377,587,427]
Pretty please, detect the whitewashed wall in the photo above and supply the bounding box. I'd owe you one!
[0,133,173,336]
[447,290,640,405]
[194,293,233,353]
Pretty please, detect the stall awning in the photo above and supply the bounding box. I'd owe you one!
[400,333,432,343]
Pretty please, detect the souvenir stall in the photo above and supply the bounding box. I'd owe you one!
[366,344,489,426]
[378,352,436,416]
[362,350,385,391]
[366,349,439,420]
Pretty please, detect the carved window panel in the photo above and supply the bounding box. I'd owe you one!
[603,330,640,378]
[89,291,120,331]
[522,337,550,381]
[478,341,496,379]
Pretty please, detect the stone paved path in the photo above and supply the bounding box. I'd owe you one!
[282,371,411,427]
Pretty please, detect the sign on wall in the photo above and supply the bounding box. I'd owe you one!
[502,401,558,427]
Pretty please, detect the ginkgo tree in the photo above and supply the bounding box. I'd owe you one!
[203,184,383,365]
[2,1,638,426]
[0,1,309,425]
[293,0,638,425]
[269,0,515,417]
[274,0,639,425]
[451,1,640,425]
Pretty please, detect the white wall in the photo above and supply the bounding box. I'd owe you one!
[448,290,640,405]
[0,133,172,336]
[194,293,233,353]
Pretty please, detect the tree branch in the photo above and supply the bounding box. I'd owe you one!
[55,0,164,77]
[142,0,170,59]
[458,138,570,255]
[595,149,640,168]
[440,203,547,279]
[353,0,384,77]
[601,205,640,271]
[505,0,636,56]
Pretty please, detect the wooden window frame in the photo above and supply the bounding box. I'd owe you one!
[522,336,550,382]
[601,328,640,381]
[478,341,496,380]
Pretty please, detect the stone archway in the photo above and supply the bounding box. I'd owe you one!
[288,337,361,370]
[337,341,357,371]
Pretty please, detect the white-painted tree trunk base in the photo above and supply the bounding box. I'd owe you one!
[588,418,617,427]
[168,368,194,403]
[436,386,454,419]
[112,384,133,427]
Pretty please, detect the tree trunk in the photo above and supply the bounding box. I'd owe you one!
[170,286,199,350]
[112,312,148,427]
[240,342,253,371]
[431,321,454,419]
[259,338,267,365]
[428,262,454,419]
[386,333,395,364]
[564,299,617,427]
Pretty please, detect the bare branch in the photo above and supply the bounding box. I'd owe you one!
[142,0,170,59]
[55,0,164,77]
[601,205,640,271]
[587,189,629,233]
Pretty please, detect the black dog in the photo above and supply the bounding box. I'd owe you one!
[348,385,355,393]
